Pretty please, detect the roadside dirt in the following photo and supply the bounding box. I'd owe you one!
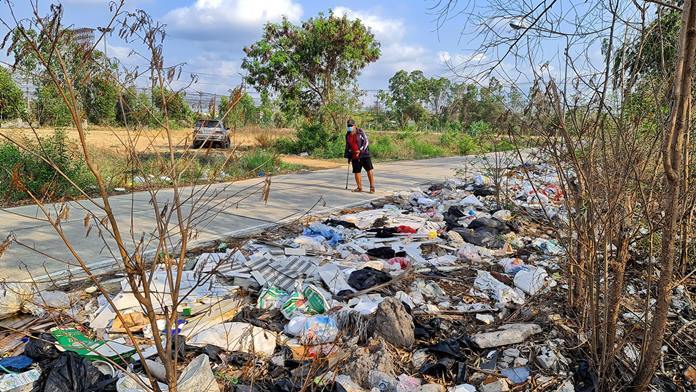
[279,155,343,169]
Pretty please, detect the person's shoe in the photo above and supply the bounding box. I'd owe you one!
[369,187,375,194]
[352,188,362,192]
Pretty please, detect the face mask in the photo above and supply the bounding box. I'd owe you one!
[347,126,353,132]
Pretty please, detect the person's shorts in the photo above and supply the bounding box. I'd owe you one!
[351,157,374,173]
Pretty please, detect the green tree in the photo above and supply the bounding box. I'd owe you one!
[242,10,381,128]
[116,87,158,127]
[36,82,73,126]
[83,76,118,125]
[0,67,26,123]
[258,91,274,126]
[219,92,258,128]
[152,87,193,126]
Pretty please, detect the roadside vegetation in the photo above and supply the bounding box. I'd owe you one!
[0,129,299,204]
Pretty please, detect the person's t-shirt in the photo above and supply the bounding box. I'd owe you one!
[348,132,360,159]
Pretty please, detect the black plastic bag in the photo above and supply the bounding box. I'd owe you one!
[473,187,496,197]
[414,318,441,340]
[368,227,398,238]
[347,267,392,290]
[367,246,396,259]
[452,228,505,249]
[24,333,60,365]
[31,352,116,392]
[419,338,469,384]
[468,217,511,234]
[324,219,358,229]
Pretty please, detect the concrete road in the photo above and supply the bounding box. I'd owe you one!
[0,153,524,283]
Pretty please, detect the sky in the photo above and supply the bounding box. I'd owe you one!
[0,0,487,101]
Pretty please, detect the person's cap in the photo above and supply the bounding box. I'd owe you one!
[347,119,355,127]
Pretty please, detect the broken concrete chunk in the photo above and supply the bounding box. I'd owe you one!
[374,298,415,349]
[336,375,367,392]
[345,339,395,388]
[419,384,445,392]
[476,314,494,324]
[470,323,542,348]
[449,385,475,392]
[368,370,398,392]
[502,348,520,357]
[479,378,509,392]
[555,379,575,392]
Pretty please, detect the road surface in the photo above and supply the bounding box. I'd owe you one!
[0,152,527,283]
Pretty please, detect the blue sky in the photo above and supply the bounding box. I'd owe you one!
[0,0,482,98]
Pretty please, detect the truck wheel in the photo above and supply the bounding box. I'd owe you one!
[223,138,231,149]
[192,141,202,149]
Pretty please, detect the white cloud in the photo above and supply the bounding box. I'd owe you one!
[332,6,405,42]
[163,0,303,41]
[334,6,440,86]
[438,51,486,65]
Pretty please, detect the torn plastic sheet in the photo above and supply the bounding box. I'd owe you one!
[473,270,525,305]
[318,264,354,295]
[186,322,277,357]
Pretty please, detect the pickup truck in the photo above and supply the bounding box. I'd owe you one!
[192,119,231,148]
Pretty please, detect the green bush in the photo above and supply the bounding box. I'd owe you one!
[456,134,478,155]
[0,129,95,202]
[274,137,299,154]
[467,120,492,137]
[295,123,333,153]
[152,87,193,127]
[409,137,444,158]
[272,123,339,157]
[238,149,300,175]
[314,136,344,159]
[440,129,480,155]
[370,135,399,159]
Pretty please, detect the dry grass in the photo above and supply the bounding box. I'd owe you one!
[0,125,294,153]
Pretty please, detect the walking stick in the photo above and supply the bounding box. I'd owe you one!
[345,161,350,190]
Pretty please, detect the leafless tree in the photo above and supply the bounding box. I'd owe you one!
[433,0,696,390]
[0,1,279,390]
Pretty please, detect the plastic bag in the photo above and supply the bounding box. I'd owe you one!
[177,354,220,392]
[33,352,117,392]
[284,315,338,345]
[347,267,391,291]
[303,223,343,246]
[257,286,288,310]
[474,270,525,305]
[186,322,277,357]
[0,369,41,392]
[280,285,329,319]
[0,283,34,316]
[513,266,548,295]
[498,258,525,274]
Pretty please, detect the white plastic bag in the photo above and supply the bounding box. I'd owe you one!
[187,322,277,357]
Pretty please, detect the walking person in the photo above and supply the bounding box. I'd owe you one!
[344,118,375,193]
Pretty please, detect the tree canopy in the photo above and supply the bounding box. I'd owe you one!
[242,11,381,127]
[0,67,26,123]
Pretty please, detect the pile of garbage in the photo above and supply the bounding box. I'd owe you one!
[0,162,693,392]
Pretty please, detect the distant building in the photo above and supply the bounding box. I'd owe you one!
[69,27,94,47]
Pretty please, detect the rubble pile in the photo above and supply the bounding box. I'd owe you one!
[0,162,693,391]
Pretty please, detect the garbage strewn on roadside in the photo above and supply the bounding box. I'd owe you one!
[1,161,693,391]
